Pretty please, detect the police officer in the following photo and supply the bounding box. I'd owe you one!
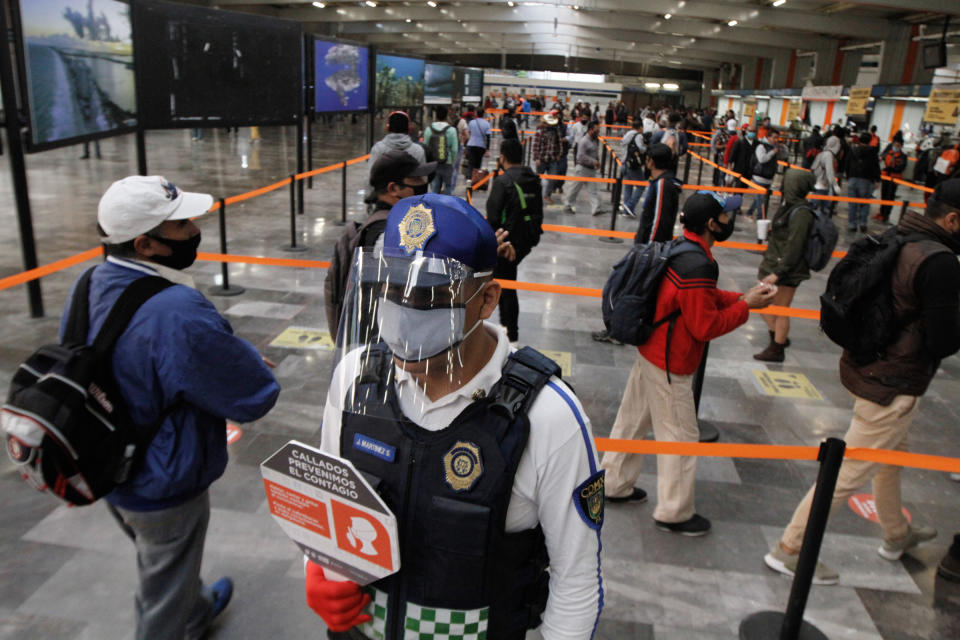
[305,194,604,639]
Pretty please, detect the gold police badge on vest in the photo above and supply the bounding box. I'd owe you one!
[398,203,436,255]
[442,441,483,492]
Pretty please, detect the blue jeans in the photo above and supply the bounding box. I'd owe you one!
[748,184,770,219]
[540,161,562,198]
[847,177,873,229]
[110,491,217,640]
[431,164,455,195]
[811,188,833,217]
[622,167,645,214]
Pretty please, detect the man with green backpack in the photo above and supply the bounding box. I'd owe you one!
[486,138,543,345]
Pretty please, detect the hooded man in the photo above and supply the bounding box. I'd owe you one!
[368,112,426,182]
[811,135,842,217]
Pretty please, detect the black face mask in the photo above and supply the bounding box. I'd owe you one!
[151,233,201,270]
[712,215,735,242]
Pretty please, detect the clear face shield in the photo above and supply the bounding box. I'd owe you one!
[331,247,492,412]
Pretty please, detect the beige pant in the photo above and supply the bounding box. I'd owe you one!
[601,353,699,523]
[781,394,920,551]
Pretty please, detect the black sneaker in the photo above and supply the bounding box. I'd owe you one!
[606,487,647,503]
[654,514,711,536]
[591,330,622,345]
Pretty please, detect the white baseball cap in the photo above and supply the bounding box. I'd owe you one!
[726,118,738,131]
[98,175,214,244]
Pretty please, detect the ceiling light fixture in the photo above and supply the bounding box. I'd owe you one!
[664,13,672,19]
[677,0,685,6]
[312,1,326,7]
[365,0,378,6]
[664,83,679,89]
[772,0,786,5]
[406,17,412,22]
[508,1,515,4]
[727,19,738,26]
[645,82,661,88]
[427,1,437,6]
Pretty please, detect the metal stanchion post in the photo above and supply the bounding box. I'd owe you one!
[683,152,692,184]
[307,115,314,190]
[697,153,704,186]
[209,199,245,297]
[764,187,772,220]
[296,118,305,214]
[600,170,625,245]
[283,175,309,253]
[339,162,348,226]
[600,144,608,181]
[896,200,909,225]
[739,437,844,640]
[691,342,720,442]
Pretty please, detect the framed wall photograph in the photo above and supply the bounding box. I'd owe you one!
[375,53,425,108]
[424,62,453,105]
[314,38,370,113]
[17,0,137,151]
[133,0,301,128]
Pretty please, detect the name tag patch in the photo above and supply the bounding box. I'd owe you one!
[574,470,605,530]
[352,433,396,463]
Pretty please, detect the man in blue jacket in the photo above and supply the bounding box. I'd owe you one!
[64,175,281,640]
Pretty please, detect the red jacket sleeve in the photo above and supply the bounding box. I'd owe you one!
[716,289,744,308]
[676,285,749,343]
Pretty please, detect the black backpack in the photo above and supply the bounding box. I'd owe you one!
[625,132,644,171]
[788,202,839,272]
[498,175,543,257]
[601,239,701,348]
[820,229,927,364]
[2,268,176,506]
[324,210,389,339]
[427,123,452,164]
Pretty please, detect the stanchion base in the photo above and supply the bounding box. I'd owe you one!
[282,244,310,253]
[599,236,625,244]
[698,419,720,443]
[332,220,347,226]
[739,611,828,640]
[208,285,246,297]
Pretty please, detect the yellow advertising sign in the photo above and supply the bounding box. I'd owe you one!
[270,327,335,350]
[785,100,802,122]
[538,350,573,377]
[846,87,871,116]
[924,88,960,125]
[752,370,823,400]
[743,102,757,121]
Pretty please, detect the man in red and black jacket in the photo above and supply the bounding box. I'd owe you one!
[877,131,907,223]
[602,192,777,536]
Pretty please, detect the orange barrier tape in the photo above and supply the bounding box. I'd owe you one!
[0,247,102,293]
[688,142,711,147]
[224,177,293,206]
[542,223,633,240]
[496,278,602,298]
[539,173,617,185]
[196,252,330,269]
[299,161,344,180]
[891,176,933,193]
[593,439,960,472]
[469,170,493,192]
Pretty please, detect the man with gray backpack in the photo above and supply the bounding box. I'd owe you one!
[754,168,838,362]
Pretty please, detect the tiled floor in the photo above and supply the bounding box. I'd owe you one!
[0,119,958,639]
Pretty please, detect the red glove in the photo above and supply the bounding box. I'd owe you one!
[305,561,373,632]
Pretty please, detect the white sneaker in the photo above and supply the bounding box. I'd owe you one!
[878,524,937,561]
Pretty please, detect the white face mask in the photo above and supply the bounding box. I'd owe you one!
[376,284,484,362]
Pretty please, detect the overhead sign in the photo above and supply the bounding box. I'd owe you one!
[846,87,872,116]
[785,100,802,122]
[752,370,822,400]
[924,88,960,125]
[801,85,844,101]
[261,440,400,585]
[743,102,757,120]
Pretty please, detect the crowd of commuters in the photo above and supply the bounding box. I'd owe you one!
[26,86,959,640]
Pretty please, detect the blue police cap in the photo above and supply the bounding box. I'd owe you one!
[383,194,498,276]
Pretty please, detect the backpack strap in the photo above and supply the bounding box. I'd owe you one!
[63,266,97,346]
[488,347,561,427]
[91,276,176,357]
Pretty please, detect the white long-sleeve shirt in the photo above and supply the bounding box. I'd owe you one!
[319,323,603,640]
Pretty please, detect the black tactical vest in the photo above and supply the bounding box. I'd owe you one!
[340,345,560,640]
